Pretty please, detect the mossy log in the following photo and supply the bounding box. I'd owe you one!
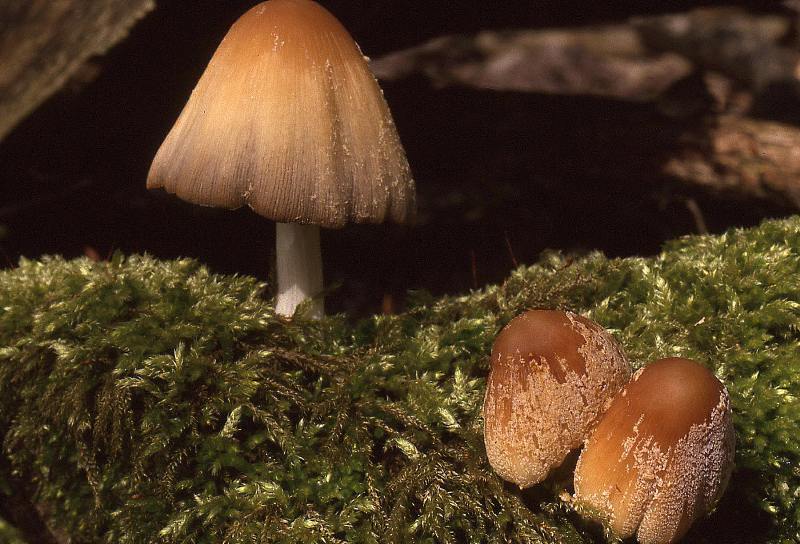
[0,0,154,142]
[0,217,799,542]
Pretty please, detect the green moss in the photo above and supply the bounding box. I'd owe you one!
[0,519,25,544]
[0,217,798,543]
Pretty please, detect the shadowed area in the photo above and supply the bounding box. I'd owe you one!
[0,1,794,317]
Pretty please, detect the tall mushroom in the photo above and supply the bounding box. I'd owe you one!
[147,0,415,318]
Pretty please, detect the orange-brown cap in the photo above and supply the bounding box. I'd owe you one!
[147,0,415,228]
[574,357,735,544]
[483,310,631,488]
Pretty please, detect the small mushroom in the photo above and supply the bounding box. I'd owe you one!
[147,0,415,318]
[574,357,735,544]
[483,310,631,488]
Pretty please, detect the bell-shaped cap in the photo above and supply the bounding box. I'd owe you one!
[483,310,631,488]
[147,0,415,228]
[574,357,735,544]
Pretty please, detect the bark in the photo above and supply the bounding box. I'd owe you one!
[664,115,800,207]
[0,0,155,141]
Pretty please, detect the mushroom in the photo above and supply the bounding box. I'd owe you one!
[574,357,735,544]
[483,310,631,488]
[147,0,415,318]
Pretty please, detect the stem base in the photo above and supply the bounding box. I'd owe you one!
[275,223,323,319]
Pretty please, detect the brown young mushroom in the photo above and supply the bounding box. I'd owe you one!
[574,357,735,544]
[483,310,631,488]
[147,0,415,318]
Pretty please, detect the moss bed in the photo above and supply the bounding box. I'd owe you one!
[0,217,798,543]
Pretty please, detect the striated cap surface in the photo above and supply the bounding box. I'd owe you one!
[574,357,736,544]
[147,0,415,228]
[483,310,631,488]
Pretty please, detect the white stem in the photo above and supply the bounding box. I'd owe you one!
[275,222,324,319]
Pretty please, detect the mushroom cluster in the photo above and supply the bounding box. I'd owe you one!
[483,312,735,544]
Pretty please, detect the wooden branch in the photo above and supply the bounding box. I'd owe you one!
[371,27,692,101]
[634,8,797,91]
[372,8,798,101]
[664,115,800,207]
[553,108,800,209]
[0,0,155,141]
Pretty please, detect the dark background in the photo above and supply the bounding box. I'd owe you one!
[0,0,793,316]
